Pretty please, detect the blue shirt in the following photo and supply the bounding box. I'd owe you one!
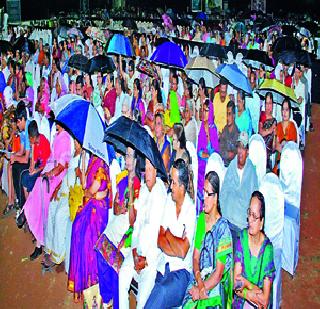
[21,119,31,153]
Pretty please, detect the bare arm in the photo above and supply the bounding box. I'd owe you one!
[159,228,190,258]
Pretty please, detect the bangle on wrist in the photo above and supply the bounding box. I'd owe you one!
[249,283,253,290]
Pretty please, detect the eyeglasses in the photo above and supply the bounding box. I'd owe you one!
[247,209,261,222]
[203,189,216,198]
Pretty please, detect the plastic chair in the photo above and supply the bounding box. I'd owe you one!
[260,173,285,309]
[249,134,267,186]
[205,152,226,191]
[280,142,302,276]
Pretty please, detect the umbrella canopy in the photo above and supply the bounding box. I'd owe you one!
[199,43,226,59]
[196,12,208,21]
[216,63,252,95]
[275,50,298,65]
[13,37,35,54]
[56,26,70,38]
[107,34,135,58]
[68,54,89,71]
[104,116,167,181]
[85,55,116,74]
[136,59,158,78]
[185,56,219,89]
[299,27,311,38]
[257,79,298,106]
[67,27,83,38]
[296,50,312,67]
[298,21,319,35]
[149,41,188,70]
[56,99,109,164]
[281,24,298,36]
[49,94,82,116]
[243,50,274,71]
[0,40,13,54]
[272,36,301,54]
[233,22,247,33]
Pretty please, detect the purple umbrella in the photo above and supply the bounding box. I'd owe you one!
[149,41,188,70]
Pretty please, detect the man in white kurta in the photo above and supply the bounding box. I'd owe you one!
[118,158,167,309]
[145,159,196,308]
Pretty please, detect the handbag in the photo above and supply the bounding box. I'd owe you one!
[69,158,84,222]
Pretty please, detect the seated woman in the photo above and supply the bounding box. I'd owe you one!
[22,124,72,260]
[67,154,112,301]
[233,191,275,309]
[97,146,141,308]
[43,139,82,270]
[183,171,233,309]
[259,92,277,170]
[273,98,297,175]
[131,78,146,125]
[154,113,171,174]
[235,91,253,138]
[197,99,219,213]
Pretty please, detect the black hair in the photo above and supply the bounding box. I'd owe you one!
[129,60,135,71]
[199,77,209,98]
[172,74,179,85]
[251,190,266,231]
[173,123,187,150]
[205,171,221,215]
[172,158,189,193]
[27,120,39,138]
[15,101,27,121]
[152,79,163,103]
[265,91,273,102]
[282,97,292,117]
[237,90,245,102]
[227,100,236,115]
[76,75,84,86]
[220,77,228,86]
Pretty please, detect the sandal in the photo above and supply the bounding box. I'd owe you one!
[2,204,14,217]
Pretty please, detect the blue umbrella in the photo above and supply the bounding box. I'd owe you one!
[149,41,188,70]
[107,34,134,58]
[216,63,252,95]
[196,12,207,21]
[56,99,109,164]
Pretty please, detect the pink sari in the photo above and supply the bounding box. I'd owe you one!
[24,130,72,245]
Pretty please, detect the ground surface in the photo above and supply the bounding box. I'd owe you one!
[0,105,319,308]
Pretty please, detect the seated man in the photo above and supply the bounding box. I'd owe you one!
[219,100,239,167]
[183,99,198,148]
[145,159,196,308]
[119,158,167,309]
[21,120,50,201]
[220,131,258,247]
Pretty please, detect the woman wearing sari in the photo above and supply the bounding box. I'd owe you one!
[131,78,146,125]
[22,124,72,260]
[197,99,219,213]
[233,191,275,309]
[273,98,297,175]
[67,154,112,301]
[97,146,141,308]
[259,92,277,170]
[43,139,82,269]
[183,171,233,309]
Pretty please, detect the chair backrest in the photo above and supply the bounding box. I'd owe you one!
[259,173,285,249]
[186,140,198,201]
[205,152,226,191]
[249,134,267,186]
[279,141,302,208]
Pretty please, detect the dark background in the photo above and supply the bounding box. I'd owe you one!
[2,0,320,20]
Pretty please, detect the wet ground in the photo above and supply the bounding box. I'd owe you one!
[0,105,319,308]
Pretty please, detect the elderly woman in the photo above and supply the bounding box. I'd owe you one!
[233,191,275,308]
[68,154,112,301]
[235,91,253,138]
[273,98,297,175]
[183,171,233,309]
[197,99,219,213]
[259,92,277,170]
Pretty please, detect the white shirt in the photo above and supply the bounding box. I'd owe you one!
[157,193,196,274]
[114,92,125,120]
[131,178,167,267]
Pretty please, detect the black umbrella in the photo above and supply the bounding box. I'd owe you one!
[13,37,35,54]
[298,21,319,35]
[272,36,301,54]
[122,19,137,30]
[199,43,226,59]
[243,50,274,71]
[104,116,167,182]
[85,55,115,74]
[275,50,298,65]
[68,54,89,71]
[281,25,298,36]
[296,50,313,68]
[0,40,13,54]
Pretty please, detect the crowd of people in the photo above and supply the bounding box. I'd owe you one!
[0,9,310,309]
